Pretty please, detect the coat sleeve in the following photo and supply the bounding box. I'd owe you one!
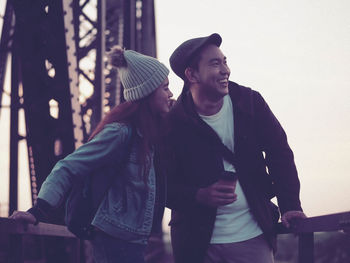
[38,123,130,207]
[253,91,302,214]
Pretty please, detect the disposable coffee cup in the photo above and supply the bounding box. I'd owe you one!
[220,171,238,182]
[218,171,238,196]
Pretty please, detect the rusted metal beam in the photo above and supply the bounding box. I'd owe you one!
[9,45,19,216]
[95,0,106,121]
[0,1,15,113]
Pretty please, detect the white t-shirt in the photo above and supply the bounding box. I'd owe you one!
[200,95,263,243]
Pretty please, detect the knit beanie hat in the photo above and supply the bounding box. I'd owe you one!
[108,46,169,101]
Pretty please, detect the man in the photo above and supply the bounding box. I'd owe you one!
[164,33,306,263]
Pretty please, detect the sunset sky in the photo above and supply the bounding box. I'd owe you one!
[0,0,349,219]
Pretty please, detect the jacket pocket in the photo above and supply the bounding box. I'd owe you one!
[107,181,124,213]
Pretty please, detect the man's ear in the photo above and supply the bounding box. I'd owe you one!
[184,68,198,84]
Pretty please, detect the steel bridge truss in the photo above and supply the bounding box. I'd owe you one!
[0,0,156,216]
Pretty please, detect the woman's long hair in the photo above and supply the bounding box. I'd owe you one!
[89,96,162,178]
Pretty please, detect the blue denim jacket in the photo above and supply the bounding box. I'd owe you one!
[38,122,158,244]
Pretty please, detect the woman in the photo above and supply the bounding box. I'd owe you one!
[9,46,173,263]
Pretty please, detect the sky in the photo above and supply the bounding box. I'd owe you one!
[155,0,350,217]
[0,0,349,219]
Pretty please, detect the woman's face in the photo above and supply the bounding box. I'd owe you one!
[149,77,173,116]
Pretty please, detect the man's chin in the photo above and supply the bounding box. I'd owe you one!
[218,87,229,96]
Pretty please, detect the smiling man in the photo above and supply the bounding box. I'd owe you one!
[164,33,306,263]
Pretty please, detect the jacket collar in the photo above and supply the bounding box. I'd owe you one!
[168,81,255,149]
[168,82,243,145]
[170,81,249,124]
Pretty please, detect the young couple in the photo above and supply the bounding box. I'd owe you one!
[10,34,306,263]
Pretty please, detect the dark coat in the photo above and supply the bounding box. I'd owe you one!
[164,81,302,263]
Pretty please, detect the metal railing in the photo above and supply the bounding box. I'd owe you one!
[276,211,350,263]
[0,211,349,263]
[0,217,80,262]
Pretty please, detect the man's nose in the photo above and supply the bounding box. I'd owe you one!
[221,64,230,75]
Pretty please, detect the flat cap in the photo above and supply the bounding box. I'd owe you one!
[169,33,222,80]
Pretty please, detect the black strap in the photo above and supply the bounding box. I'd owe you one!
[201,124,237,167]
[219,142,237,167]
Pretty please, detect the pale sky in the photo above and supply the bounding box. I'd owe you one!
[155,0,350,217]
[0,0,349,218]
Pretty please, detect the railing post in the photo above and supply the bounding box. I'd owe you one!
[298,232,314,263]
[65,238,81,263]
[9,234,23,263]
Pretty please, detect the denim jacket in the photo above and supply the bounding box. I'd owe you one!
[38,122,159,244]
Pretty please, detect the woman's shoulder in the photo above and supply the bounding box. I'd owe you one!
[103,122,132,133]
[93,122,133,143]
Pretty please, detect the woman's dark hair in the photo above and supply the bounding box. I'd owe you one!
[89,96,161,179]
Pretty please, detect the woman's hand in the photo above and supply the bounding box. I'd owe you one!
[9,211,37,225]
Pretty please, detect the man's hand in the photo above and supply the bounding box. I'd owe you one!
[9,211,37,224]
[195,180,237,207]
[281,210,307,228]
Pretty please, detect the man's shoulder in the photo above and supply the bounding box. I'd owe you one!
[166,92,191,123]
[164,97,195,142]
[228,81,260,98]
[228,81,267,115]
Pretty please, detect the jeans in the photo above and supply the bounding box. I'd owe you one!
[92,231,146,263]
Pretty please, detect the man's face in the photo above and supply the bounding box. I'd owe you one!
[192,44,230,100]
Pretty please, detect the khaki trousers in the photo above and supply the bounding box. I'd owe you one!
[204,235,274,263]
